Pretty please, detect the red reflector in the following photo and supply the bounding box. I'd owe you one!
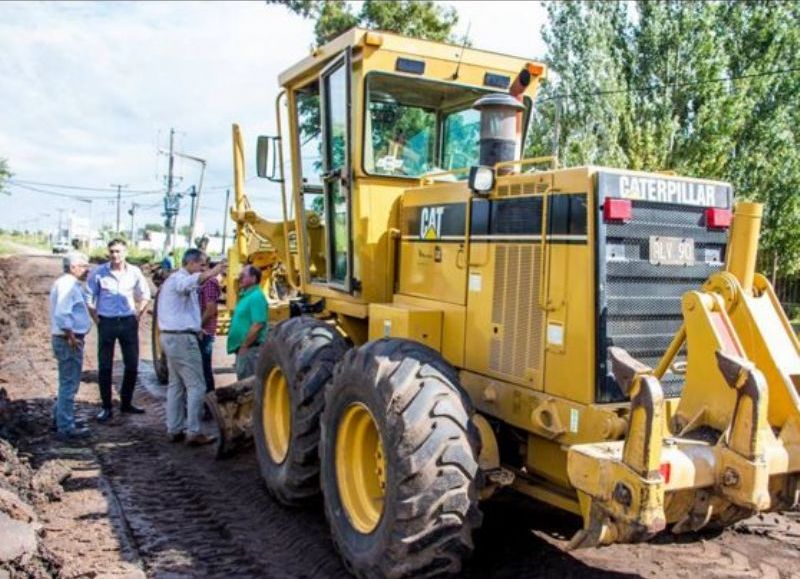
[659,462,671,484]
[603,198,632,222]
[705,207,732,229]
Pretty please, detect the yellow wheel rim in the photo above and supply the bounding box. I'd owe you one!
[263,366,291,463]
[335,403,386,534]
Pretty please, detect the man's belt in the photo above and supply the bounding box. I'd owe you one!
[53,333,86,339]
[98,315,136,320]
[160,329,199,335]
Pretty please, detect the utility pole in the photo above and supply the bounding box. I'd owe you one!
[128,202,138,245]
[221,189,231,254]
[162,128,180,253]
[188,185,197,244]
[111,183,128,236]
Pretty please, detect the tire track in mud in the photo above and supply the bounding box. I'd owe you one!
[93,377,346,578]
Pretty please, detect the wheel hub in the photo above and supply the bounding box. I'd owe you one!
[263,366,291,463]
[335,403,386,534]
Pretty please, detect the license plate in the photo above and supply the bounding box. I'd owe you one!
[649,236,695,266]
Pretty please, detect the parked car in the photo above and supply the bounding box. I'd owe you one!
[52,240,71,254]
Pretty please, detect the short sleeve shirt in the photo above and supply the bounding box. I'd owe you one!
[226,286,268,353]
[199,277,222,335]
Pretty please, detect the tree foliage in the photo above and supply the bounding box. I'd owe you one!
[0,158,10,194]
[527,1,800,275]
[271,0,459,46]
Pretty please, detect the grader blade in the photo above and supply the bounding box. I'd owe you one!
[568,202,800,547]
[207,376,255,459]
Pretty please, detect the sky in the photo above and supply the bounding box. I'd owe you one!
[0,1,547,238]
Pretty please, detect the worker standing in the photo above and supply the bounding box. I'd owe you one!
[227,265,268,380]
[157,249,226,445]
[199,255,222,393]
[49,252,92,440]
[86,239,151,423]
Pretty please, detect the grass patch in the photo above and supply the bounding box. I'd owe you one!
[0,233,50,252]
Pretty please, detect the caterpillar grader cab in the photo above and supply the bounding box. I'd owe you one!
[228,28,800,577]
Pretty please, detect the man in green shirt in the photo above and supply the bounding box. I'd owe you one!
[227,265,269,379]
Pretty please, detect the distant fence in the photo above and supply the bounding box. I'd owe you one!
[757,253,800,322]
[774,276,800,318]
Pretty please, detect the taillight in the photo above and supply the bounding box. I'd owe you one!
[603,198,632,223]
[659,462,671,484]
[705,207,732,229]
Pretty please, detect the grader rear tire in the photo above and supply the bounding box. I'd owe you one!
[253,316,348,505]
[151,295,168,385]
[320,339,482,578]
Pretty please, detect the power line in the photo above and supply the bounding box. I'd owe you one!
[7,182,97,201]
[8,178,160,194]
[537,65,800,103]
[206,176,257,190]
[7,181,162,200]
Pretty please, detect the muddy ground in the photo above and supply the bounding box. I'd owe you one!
[1,253,799,578]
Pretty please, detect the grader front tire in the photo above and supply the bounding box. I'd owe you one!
[320,339,482,578]
[253,316,348,505]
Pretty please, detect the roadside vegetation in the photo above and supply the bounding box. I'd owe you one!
[0,231,50,254]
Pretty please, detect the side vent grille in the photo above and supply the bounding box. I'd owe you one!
[489,244,543,382]
[497,178,550,198]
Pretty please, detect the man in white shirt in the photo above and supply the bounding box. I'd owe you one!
[50,252,92,440]
[157,249,226,445]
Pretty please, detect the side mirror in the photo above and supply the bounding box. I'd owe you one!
[256,136,271,179]
[256,135,283,182]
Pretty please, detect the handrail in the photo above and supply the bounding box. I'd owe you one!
[494,155,559,172]
[275,90,300,290]
[418,166,472,185]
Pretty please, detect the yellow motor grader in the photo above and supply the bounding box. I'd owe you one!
[220,28,799,577]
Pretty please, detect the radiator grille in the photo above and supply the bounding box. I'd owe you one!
[490,244,543,382]
[600,201,727,400]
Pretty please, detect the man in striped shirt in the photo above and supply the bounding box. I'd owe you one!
[199,256,222,393]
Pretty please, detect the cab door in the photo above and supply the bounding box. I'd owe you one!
[319,49,353,291]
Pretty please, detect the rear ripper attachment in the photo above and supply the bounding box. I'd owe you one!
[568,201,800,547]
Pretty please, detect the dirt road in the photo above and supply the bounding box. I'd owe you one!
[1,254,799,578]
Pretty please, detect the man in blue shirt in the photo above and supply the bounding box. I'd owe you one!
[87,238,151,422]
[50,252,92,440]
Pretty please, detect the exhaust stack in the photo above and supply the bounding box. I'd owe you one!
[473,92,525,174]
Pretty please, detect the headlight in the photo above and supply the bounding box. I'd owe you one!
[469,166,495,195]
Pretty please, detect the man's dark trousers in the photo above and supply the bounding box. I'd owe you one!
[98,315,139,410]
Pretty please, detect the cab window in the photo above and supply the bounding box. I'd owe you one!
[364,73,531,178]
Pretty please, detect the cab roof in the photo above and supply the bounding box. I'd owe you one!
[278,27,547,89]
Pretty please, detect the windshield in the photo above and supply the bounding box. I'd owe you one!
[364,73,530,178]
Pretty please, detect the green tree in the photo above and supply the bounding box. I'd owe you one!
[0,158,11,194]
[144,223,166,233]
[272,0,459,46]
[528,0,800,277]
